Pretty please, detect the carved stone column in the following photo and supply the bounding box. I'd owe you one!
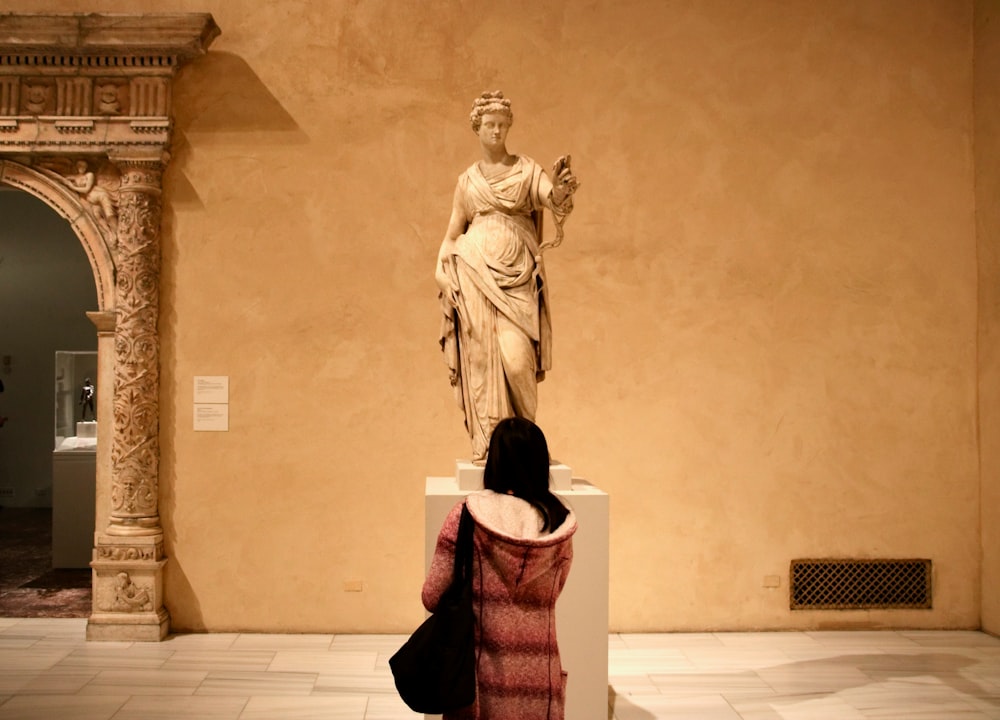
[108,156,165,537]
[88,155,168,641]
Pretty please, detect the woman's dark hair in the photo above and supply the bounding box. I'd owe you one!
[483,417,569,532]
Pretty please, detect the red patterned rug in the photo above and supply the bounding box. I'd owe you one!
[0,507,92,618]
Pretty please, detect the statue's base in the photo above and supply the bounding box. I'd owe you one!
[455,459,573,491]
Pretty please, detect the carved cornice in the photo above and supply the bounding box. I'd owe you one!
[0,117,171,155]
[0,14,218,155]
[0,13,220,66]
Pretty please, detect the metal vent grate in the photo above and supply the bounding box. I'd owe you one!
[790,559,931,610]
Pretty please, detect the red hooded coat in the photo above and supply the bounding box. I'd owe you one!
[422,490,577,720]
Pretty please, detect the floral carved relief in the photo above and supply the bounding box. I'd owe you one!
[96,543,161,562]
[108,160,163,533]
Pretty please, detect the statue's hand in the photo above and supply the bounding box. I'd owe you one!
[436,271,460,308]
[551,155,579,207]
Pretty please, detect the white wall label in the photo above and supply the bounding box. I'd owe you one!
[194,403,229,432]
[194,376,229,431]
[194,375,229,404]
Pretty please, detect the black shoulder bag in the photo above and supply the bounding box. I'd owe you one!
[390,502,476,713]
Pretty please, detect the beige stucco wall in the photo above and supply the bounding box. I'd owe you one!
[8,0,982,632]
[977,0,1000,637]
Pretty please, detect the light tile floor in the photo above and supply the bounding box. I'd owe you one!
[1,618,999,719]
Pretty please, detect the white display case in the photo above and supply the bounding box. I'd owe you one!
[52,351,97,568]
[54,350,98,451]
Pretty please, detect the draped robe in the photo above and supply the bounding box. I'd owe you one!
[439,156,553,461]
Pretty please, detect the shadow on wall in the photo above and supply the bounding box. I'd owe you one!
[158,50,307,631]
[175,51,306,137]
[168,51,309,208]
[161,544,206,633]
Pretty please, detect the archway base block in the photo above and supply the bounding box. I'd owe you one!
[87,533,169,642]
[87,609,170,643]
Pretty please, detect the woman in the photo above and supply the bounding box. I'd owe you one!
[436,91,579,462]
[422,417,577,720]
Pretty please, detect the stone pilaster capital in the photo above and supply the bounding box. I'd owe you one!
[110,152,168,196]
[86,310,116,334]
[108,150,171,171]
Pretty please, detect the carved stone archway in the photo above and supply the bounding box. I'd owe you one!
[0,13,219,641]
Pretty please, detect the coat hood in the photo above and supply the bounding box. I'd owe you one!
[465,490,576,594]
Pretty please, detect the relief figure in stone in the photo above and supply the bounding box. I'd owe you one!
[436,91,579,462]
[96,83,123,115]
[23,84,50,114]
[102,572,152,613]
[39,159,119,236]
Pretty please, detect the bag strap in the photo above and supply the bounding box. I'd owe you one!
[453,503,474,585]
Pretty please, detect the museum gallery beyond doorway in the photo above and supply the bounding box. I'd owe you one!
[0,185,97,617]
[0,188,97,618]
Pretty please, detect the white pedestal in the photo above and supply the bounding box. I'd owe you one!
[76,421,97,438]
[454,460,573,491]
[52,449,96,568]
[425,474,609,720]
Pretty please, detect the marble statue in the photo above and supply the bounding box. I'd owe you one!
[436,91,580,462]
[80,378,95,421]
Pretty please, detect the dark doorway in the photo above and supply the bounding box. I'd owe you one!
[0,188,98,618]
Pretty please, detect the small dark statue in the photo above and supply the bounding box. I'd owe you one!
[79,378,95,421]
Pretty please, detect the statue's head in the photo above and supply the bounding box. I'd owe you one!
[470,91,513,133]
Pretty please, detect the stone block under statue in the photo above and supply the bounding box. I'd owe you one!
[454,459,572,491]
[424,468,609,720]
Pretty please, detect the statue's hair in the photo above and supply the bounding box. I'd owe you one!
[470,90,513,132]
